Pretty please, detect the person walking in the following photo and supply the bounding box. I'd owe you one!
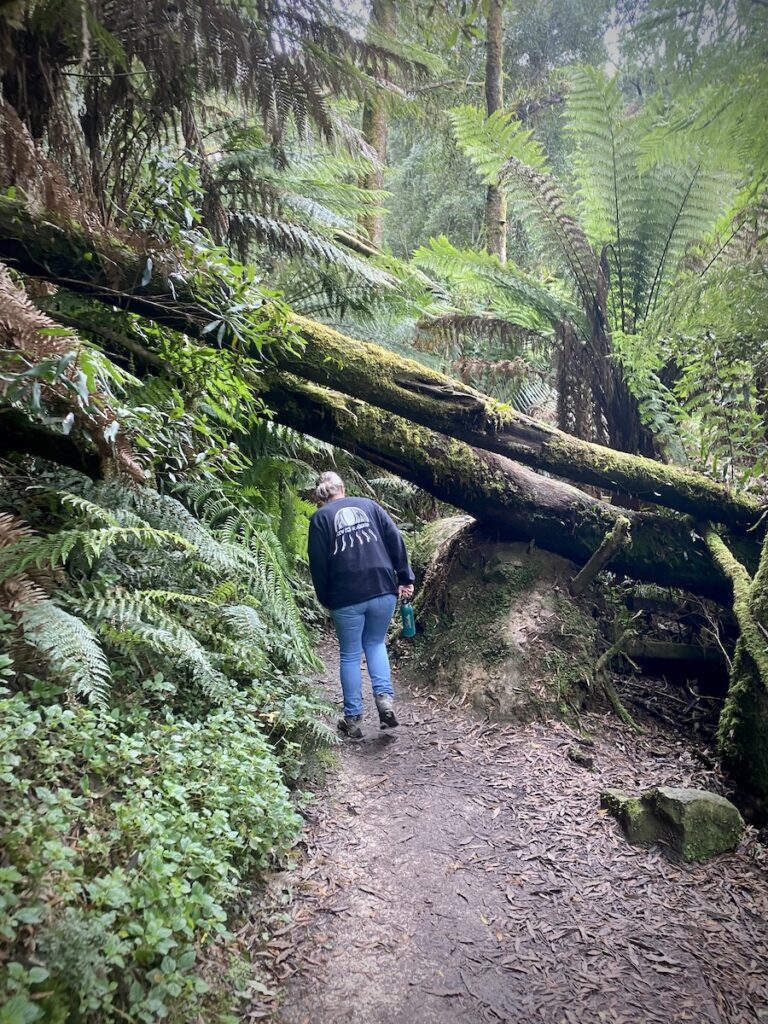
[308,471,415,739]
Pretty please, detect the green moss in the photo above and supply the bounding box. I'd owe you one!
[718,640,768,808]
[406,529,601,721]
[600,790,661,844]
[650,787,743,862]
[411,518,469,576]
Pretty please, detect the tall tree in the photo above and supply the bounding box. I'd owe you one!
[360,0,396,247]
[484,0,507,261]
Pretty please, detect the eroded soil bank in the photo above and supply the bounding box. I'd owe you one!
[266,644,767,1024]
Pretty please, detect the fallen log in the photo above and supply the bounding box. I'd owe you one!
[262,373,754,602]
[0,197,762,534]
[622,638,727,666]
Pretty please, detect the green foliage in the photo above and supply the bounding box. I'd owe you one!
[615,246,768,485]
[2,0,430,210]
[445,62,750,450]
[618,0,768,191]
[0,685,308,1022]
[412,236,573,329]
[0,469,333,1021]
[410,236,568,404]
[448,105,548,185]
[565,66,730,330]
[18,602,111,706]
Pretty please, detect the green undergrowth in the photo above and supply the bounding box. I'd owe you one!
[0,469,334,1023]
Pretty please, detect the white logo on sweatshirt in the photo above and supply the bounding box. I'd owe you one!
[333,506,378,553]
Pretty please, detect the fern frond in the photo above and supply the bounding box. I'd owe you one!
[449,105,548,185]
[220,604,268,646]
[411,237,581,331]
[88,595,234,704]
[19,600,111,706]
[499,158,600,314]
[54,492,120,527]
[0,526,193,577]
[417,312,549,350]
[230,213,394,288]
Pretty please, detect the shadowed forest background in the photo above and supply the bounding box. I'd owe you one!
[0,1,767,1021]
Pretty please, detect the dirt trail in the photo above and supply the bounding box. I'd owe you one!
[275,643,768,1024]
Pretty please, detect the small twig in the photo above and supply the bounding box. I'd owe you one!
[594,627,642,733]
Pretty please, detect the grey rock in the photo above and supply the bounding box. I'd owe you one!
[600,785,744,862]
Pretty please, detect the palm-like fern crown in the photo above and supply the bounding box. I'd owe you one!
[1,0,427,154]
[0,1,436,315]
[451,67,735,339]
[565,67,730,333]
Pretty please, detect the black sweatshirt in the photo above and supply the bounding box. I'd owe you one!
[308,496,415,610]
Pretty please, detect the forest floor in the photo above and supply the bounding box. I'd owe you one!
[256,641,768,1024]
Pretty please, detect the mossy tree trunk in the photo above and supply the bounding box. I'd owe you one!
[0,197,763,536]
[262,373,752,602]
[705,529,768,814]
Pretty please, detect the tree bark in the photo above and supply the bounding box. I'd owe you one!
[262,373,751,602]
[485,0,507,262]
[278,316,763,534]
[0,196,763,535]
[359,0,395,247]
[703,528,768,816]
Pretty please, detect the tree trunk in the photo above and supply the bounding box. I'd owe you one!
[0,196,762,536]
[705,529,768,815]
[485,0,507,262]
[278,315,763,534]
[359,0,395,247]
[262,373,750,602]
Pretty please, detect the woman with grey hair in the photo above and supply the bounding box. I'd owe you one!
[308,471,415,739]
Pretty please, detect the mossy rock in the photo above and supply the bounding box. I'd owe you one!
[600,789,661,845]
[601,786,744,862]
[650,786,744,861]
[401,521,600,721]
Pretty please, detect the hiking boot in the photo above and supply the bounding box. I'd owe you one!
[375,694,398,730]
[338,714,363,739]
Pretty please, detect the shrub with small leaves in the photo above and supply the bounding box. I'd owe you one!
[0,681,314,1022]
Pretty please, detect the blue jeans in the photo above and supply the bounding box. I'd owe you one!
[330,593,397,717]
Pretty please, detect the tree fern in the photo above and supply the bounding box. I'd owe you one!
[445,63,743,451]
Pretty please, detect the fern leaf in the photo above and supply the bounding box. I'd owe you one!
[19,601,111,706]
[449,105,548,185]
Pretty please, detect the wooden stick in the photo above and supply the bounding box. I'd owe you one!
[569,516,631,596]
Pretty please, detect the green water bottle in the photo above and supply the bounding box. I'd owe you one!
[401,599,416,638]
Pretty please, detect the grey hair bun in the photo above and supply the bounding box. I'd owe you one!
[314,471,344,503]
